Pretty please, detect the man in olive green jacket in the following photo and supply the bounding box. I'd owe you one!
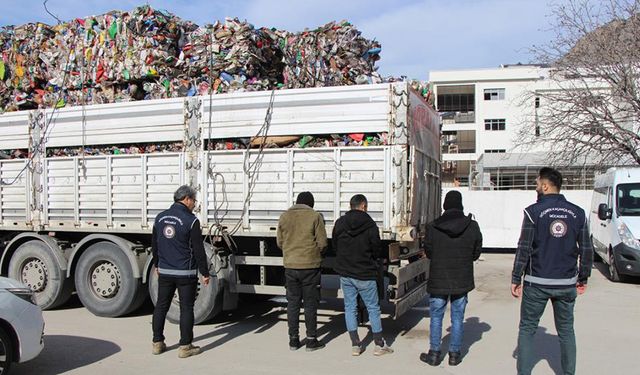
[277,191,327,352]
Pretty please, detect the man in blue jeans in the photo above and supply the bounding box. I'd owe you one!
[333,194,393,356]
[420,190,483,366]
[511,167,592,375]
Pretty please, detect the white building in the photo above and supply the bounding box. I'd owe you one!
[430,65,604,247]
[429,64,606,190]
[430,64,548,187]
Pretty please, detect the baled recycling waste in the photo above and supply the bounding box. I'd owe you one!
[0,5,383,111]
[0,5,440,160]
[0,133,390,158]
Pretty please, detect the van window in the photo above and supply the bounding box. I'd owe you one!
[617,183,640,216]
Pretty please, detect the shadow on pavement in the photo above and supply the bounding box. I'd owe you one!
[188,292,427,353]
[441,316,492,357]
[191,298,285,353]
[12,335,121,375]
[380,298,428,346]
[314,296,427,348]
[46,294,83,311]
[511,326,563,375]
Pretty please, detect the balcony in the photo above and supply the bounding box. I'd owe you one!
[442,141,476,154]
[441,111,476,124]
[442,128,476,154]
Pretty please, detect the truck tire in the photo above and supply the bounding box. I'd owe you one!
[75,242,145,317]
[608,248,627,283]
[8,240,73,310]
[148,265,222,325]
[0,327,14,375]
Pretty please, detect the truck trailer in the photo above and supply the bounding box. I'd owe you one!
[0,82,441,323]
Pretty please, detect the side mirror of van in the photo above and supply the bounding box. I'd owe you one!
[597,203,612,220]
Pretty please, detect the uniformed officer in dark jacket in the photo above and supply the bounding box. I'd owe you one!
[151,185,210,358]
[420,190,482,367]
[511,167,592,375]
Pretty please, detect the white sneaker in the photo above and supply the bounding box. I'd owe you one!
[374,344,394,356]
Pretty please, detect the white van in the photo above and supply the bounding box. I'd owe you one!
[589,167,640,282]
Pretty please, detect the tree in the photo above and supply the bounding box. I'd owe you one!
[517,0,640,165]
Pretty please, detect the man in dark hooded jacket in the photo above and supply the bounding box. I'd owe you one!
[333,194,394,357]
[420,190,482,367]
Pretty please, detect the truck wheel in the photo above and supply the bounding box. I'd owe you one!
[0,328,13,375]
[148,265,222,324]
[75,242,145,317]
[8,240,73,310]
[608,248,622,282]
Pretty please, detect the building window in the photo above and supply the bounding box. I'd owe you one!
[437,93,475,112]
[484,149,506,153]
[484,119,506,131]
[484,88,505,101]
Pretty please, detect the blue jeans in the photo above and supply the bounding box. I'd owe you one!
[340,277,382,334]
[517,286,577,375]
[429,294,468,352]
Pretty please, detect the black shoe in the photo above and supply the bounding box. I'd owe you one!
[289,336,300,351]
[305,338,325,352]
[448,351,462,366]
[419,350,442,366]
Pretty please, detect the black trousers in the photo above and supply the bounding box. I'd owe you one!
[152,276,198,346]
[285,268,321,338]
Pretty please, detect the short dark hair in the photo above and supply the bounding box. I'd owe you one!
[174,185,197,202]
[296,191,315,207]
[538,167,563,189]
[350,194,368,209]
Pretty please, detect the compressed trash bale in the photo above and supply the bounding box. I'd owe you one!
[1,6,385,112]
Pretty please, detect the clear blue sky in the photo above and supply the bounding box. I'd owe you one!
[1,0,557,80]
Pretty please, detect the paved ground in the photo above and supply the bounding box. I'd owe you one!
[12,254,640,375]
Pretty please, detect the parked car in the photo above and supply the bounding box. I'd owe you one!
[589,167,640,282]
[0,276,45,374]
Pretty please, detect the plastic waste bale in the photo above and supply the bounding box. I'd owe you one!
[1,6,385,112]
[278,21,382,88]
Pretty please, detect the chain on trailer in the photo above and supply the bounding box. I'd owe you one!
[205,89,276,239]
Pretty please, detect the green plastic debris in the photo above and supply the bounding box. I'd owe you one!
[298,135,313,148]
[108,20,118,39]
[162,79,170,93]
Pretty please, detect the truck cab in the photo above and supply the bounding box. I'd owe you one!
[589,167,640,281]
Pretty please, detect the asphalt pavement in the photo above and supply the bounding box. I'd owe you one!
[12,254,640,375]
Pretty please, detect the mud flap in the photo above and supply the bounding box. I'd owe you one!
[387,243,429,318]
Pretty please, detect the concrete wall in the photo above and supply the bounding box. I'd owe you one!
[443,188,593,248]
